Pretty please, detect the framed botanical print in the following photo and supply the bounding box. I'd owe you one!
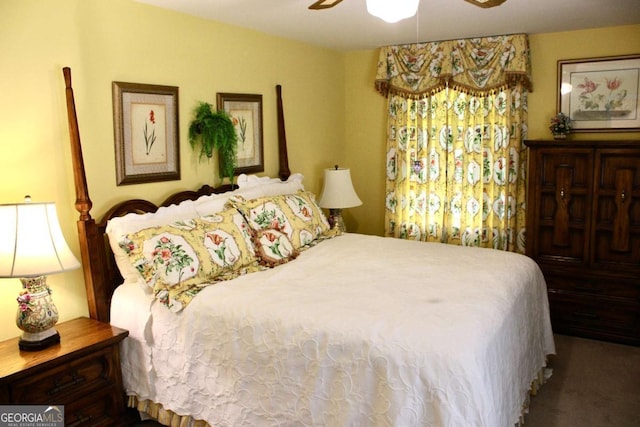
[216,92,264,174]
[112,81,180,185]
[557,55,640,132]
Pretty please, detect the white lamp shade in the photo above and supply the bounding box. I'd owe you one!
[319,168,362,209]
[366,0,420,23]
[0,201,80,277]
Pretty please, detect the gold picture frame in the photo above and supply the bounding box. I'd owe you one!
[112,81,180,185]
[557,54,640,132]
[216,92,264,175]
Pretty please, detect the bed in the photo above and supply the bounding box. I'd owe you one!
[63,68,555,427]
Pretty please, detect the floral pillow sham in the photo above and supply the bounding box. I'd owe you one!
[229,190,336,250]
[118,208,262,312]
[252,228,299,267]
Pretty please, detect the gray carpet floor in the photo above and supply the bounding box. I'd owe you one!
[132,334,640,426]
[524,334,640,427]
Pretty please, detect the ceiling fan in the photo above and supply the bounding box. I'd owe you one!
[309,0,344,10]
[308,0,507,11]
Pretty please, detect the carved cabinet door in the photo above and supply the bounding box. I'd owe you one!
[591,149,640,274]
[529,147,593,266]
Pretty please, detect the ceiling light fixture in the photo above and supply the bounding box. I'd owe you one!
[464,0,507,8]
[366,0,420,23]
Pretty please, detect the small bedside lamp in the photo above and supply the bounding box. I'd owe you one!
[318,166,362,232]
[0,197,80,351]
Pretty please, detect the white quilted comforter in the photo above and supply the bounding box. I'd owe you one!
[111,233,555,426]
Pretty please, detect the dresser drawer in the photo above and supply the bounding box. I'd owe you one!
[548,291,639,342]
[9,346,117,404]
[544,272,639,300]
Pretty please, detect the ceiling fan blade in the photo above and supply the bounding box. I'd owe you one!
[464,0,507,8]
[309,0,344,10]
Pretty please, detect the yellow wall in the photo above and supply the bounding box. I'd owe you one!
[0,0,638,341]
[0,0,345,340]
[528,25,640,140]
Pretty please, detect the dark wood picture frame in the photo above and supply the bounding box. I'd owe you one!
[216,92,264,175]
[112,81,180,185]
[557,54,640,132]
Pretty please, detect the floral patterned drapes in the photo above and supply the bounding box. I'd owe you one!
[375,34,532,98]
[376,34,531,253]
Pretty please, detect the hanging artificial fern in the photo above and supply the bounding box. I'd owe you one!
[188,101,238,181]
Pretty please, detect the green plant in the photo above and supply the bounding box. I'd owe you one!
[188,102,238,181]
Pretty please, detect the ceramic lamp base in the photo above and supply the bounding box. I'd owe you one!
[328,208,346,233]
[16,275,60,351]
[19,327,60,351]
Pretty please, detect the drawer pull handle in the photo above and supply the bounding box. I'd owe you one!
[48,371,86,395]
[574,286,603,294]
[560,188,565,199]
[67,411,92,427]
[572,311,599,320]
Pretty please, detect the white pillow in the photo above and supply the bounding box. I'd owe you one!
[237,173,282,188]
[193,174,305,217]
[106,199,198,243]
[237,173,304,189]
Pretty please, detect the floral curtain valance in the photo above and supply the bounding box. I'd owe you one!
[375,34,532,98]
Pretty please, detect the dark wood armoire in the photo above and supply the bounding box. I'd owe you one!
[525,139,639,346]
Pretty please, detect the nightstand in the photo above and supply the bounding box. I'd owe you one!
[0,317,129,426]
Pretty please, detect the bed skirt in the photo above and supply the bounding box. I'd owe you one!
[128,365,552,427]
[128,396,209,427]
[517,366,553,426]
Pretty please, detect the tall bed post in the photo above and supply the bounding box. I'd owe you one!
[276,85,291,181]
[63,67,111,322]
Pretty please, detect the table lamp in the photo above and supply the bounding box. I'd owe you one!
[0,197,81,350]
[318,166,362,232]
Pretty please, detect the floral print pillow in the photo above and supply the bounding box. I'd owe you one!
[118,208,261,311]
[252,228,299,267]
[229,190,334,249]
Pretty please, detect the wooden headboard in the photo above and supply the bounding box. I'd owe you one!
[63,67,291,322]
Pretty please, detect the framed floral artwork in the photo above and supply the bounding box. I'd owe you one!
[557,54,640,132]
[216,92,264,174]
[112,81,180,185]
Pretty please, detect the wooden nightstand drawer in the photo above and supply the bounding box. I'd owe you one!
[0,318,129,425]
[9,346,118,404]
[65,384,122,427]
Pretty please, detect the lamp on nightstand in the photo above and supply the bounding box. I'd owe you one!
[318,166,362,233]
[0,196,80,351]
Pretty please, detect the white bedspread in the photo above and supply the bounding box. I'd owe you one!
[111,234,555,426]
